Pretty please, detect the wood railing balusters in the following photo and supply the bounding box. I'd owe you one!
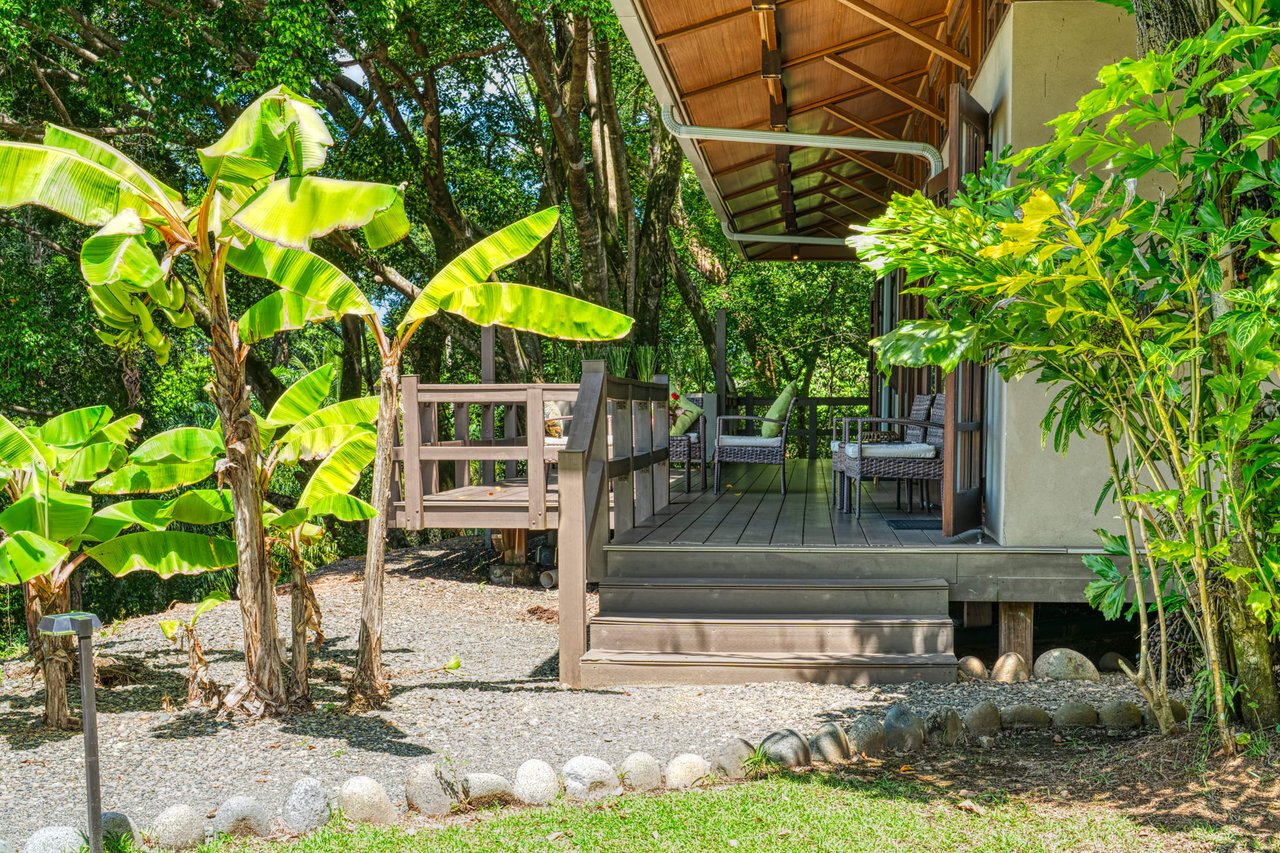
[526,386,547,529]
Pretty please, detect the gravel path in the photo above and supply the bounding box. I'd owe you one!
[0,538,1152,843]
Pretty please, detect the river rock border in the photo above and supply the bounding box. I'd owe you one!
[10,693,1185,852]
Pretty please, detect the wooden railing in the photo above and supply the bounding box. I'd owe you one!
[728,394,870,459]
[557,361,670,687]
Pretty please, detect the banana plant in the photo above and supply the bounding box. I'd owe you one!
[0,86,411,715]
[159,590,230,709]
[0,408,237,728]
[330,209,635,709]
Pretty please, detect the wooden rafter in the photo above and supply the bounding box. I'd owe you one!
[835,0,974,72]
[822,167,891,206]
[834,149,915,190]
[787,68,927,117]
[653,0,798,45]
[819,188,872,217]
[824,54,945,122]
[822,104,892,139]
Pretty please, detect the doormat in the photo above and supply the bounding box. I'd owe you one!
[886,519,943,531]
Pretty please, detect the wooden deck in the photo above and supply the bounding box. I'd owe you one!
[613,458,962,549]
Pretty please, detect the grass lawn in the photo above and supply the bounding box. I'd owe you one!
[195,770,1248,853]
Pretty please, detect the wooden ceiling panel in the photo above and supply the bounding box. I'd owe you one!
[660,14,762,92]
[645,0,749,40]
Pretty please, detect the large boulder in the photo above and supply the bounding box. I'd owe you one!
[282,777,330,834]
[562,756,621,801]
[1098,699,1143,729]
[809,722,851,763]
[711,738,756,781]
[761,729,811,768]
[100,812,137,845]
[1034,648,1101,682]
[1098,651,1133,673]
[213,795,270,837]
[514,759,560,805]
[463,773,516,807]
[883,706,925,752]
[927,707,964,746]
[1000,704,1052,729]
[339,776,397,824]
[991,652,1030,683]
[957,656,989,681]
[406,763,456,816]
[963,701,1002,737]
[845,715,886,757]
[619,752,663,791]
[665,753,711,789]
[150,804,205,851]
[1052,701,1099,728]
[23,827,85,853]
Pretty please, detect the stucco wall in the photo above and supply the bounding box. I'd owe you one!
[967,0,1136,547]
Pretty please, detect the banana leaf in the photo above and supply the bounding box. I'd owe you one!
[86,531,238,577]
[232,176,409,250]
[440,282,633,341]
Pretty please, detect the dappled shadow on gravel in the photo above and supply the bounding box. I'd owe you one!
[279,711,434,758]
[0,710,79,749]
[392,677,624,698]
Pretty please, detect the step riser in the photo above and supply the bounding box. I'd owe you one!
[590,621,953,655]
[599,585,949,616]
[606,549,959,579]
[579,660,957,687]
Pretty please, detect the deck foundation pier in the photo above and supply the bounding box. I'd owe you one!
[998,601,1034,663]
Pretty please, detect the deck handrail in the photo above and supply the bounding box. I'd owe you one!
[729,393,870,458]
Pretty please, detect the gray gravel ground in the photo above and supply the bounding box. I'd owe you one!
[0,538,1151,843]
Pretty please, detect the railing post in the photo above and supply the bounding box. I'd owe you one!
[633,383,654,525]
[526,386,546,529]
[453,401,468,488]
[401,375,423,528]
[612,379,635,541]
[714,308,728,417]
[653,374,670,514]
[808,398,819,460]
[481,326,496,485]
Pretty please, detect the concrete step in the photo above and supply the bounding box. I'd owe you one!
[578,649,958,687]
[597,576,950,616]
[589,613,954,655]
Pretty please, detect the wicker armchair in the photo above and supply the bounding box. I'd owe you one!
[836,394,946,518]
[668,393,707,493]
[830,393,935,507]
[714,399,796,496]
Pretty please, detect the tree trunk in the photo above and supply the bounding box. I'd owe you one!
[204,250,286,715]
[350,358,398,709]
[339,315,365,400]
[1131,0,1213,53]
[288,560,311,708]
[32,582,74,729]
[1225,581,1280,728]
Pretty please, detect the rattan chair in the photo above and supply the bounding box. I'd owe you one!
[831,393,934,507]
[714,399,796,496]
[837,394,946,518]
[668,394,707,493]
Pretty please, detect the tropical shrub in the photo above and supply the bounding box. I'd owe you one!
[159,590,230,709]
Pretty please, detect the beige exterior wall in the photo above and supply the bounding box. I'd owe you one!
[968,0,1135,546]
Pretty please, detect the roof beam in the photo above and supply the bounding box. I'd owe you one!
[787,68,927,117]
[834,0,974,73]
[834,149,915,190]
[822,167,891,206]
[823,55,946,122]
[819,188,872,217]
[822,104,891,139]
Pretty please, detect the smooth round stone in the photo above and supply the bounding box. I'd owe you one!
[711,738,756,781]
[213,795,270,837]
[406,763,456,816]
[927,707,964,746]
[846,715,886,757]
[463,772,516,806]
[562,756,621,801]
[964,701,1002,737]
[883,705,925,752]
[1053,701,1099,728]
[991,652,1030,683]
[1098,651,1133,672]
[957,656,989,681]
[761,729,811,768]
[151,804,205,851]
[665,753,711,789]
[514,759,560,805]
[620,752,663,791]
[1001,704,1052,729]
[282,777,330,833]
[101,812,137,844]
[23,827,86,853]
[1034,648,1101,682]
[339,776,397,824]
[1098,699,1143,729]
[809,721,851,763]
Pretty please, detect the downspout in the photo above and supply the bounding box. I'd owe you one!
[660,104,944,247]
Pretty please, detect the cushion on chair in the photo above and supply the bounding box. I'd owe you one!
[843,441,936,459]
[719,434,784,448]
[670,388,704,436]
[829,439,842,452]
[762,381,796,438]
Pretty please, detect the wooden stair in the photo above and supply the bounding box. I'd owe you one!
[579,560,958,686]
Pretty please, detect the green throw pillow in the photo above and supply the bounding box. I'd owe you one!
[670,390,703,436]
[762,381,796,438]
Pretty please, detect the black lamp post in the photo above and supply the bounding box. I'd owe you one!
[38,611,104,853]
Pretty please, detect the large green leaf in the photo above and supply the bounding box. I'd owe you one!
[89,414,143,447]
[309,493,378,522]
[232,177,409,250]
[0,530,69,585]
[198,85,332,184]
[130,427,223,464]
[439,283,633,341]
[400,208,559,331]
[299,431,376,507]
[60,441,127,484]
[285,397,378,436]
[226,237,373,317]
[80,210,165,291]
[239,290,336,344]
[0,412,51,469]
[277,423,373,466]
[92,458,217,494]
[37,406,113,449]
[267,364,335,428]
[0,480,92,542]
[92,499,169,532]
[0,142,158,226]
[86,531,238,578]
[44,124,184,213]
[157,489,235,525]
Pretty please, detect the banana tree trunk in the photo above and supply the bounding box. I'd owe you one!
[31,581,73,729]
[350,360,397,709]
[289,552,313,707]
[205,252,286,715]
